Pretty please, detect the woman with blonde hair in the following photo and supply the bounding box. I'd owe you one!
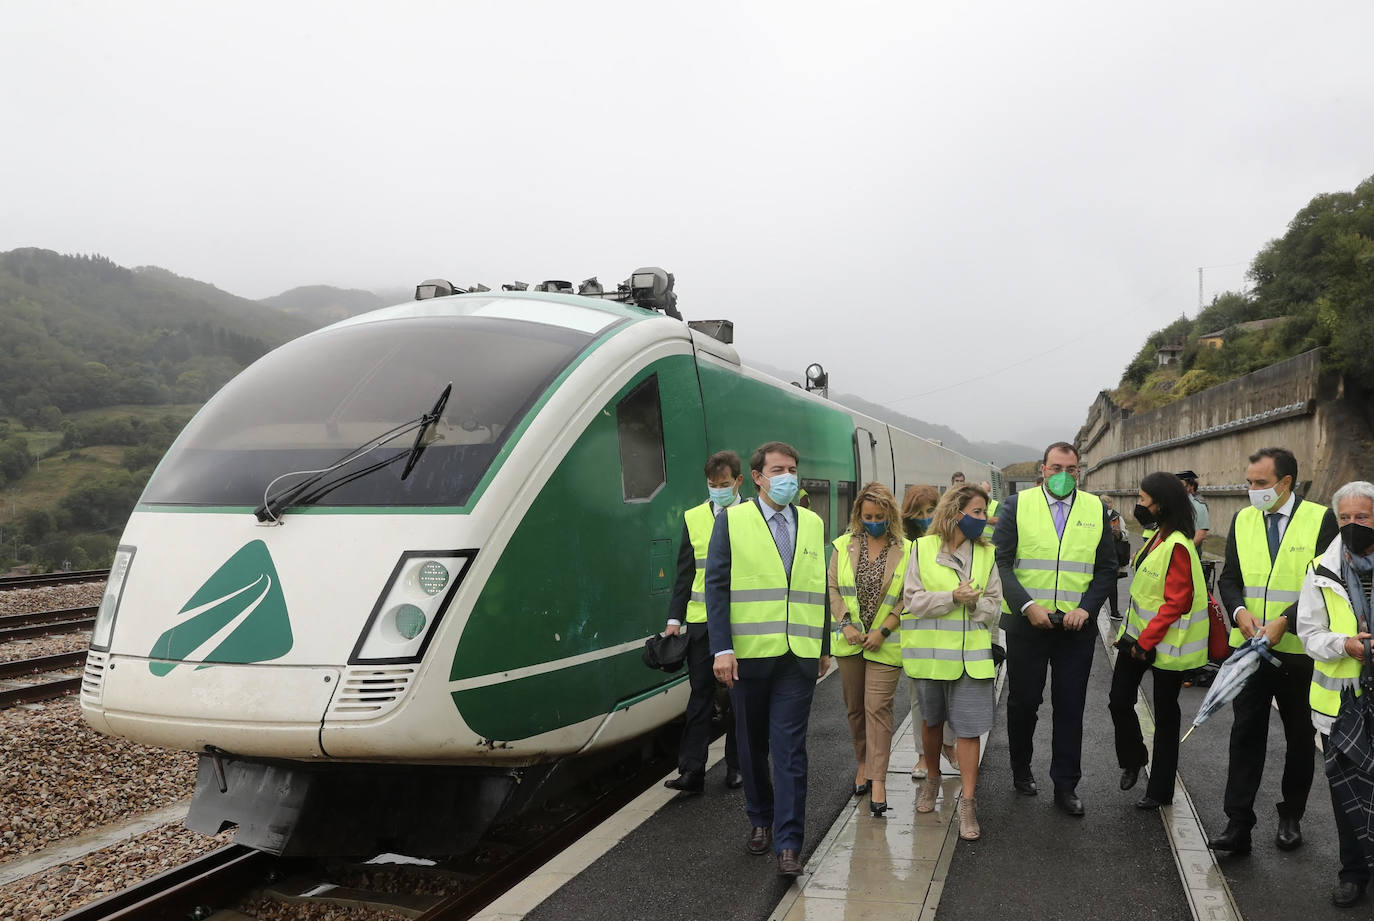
[902,483,1003,840]
[901,483,958,779]
[827,481,913,817]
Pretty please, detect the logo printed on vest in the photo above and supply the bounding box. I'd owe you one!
[147,540,293,676]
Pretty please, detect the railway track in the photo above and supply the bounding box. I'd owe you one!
[50,744,680,920]
[0,650,87,708]
[0,569,110,590]
[0,605,97,642]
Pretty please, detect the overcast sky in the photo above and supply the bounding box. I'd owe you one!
[4,1,1372,447]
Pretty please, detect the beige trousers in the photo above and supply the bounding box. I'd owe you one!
[837,655,903,781]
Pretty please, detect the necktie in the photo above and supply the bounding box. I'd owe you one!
[769,510,793,580]
[1053,501,1067,539]
[1266,513,1281,562]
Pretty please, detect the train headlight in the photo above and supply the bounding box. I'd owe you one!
[350,550,474,664]
[91,546,135,651]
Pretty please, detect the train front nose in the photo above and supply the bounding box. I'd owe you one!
[79,512,479,759]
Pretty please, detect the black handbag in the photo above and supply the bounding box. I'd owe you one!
[642,632,690,673]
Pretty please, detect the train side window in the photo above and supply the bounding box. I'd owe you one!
[615,374,666,502]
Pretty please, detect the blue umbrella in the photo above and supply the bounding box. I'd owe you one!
[1181,635,1281,742]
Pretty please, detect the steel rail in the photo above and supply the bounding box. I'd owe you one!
[0,570,110,590]
[0,676,83,709]
[0,650,88,679]
[0,606,99,628]
[53,844,276,921]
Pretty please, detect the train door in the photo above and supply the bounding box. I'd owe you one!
[853,426,895,490]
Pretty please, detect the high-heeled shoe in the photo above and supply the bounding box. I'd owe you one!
[870,799,890,818]
[917,775,940,813]
[942,744,960,771]
[957,796,980,840]
[853,780,870,797]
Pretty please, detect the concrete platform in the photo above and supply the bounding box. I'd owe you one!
[470,580,1363,921]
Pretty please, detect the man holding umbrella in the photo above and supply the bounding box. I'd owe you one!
[1297,480,1374,908]
[1209,447,1337,855]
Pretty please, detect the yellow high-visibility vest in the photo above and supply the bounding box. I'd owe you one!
[1228,500,1327,653]
[1000,489,1103,615]
[726,501,827,659]
[901,535,995,680]
[983,498,1000,540]
[1117,531,1208,670]
[683,501,715,624]
[1309,570,1362,717]
[830,532,911,666]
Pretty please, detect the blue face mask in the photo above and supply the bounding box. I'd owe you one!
[708,484,737,507]
[914,516,933,531]
[862,520,888,538]
[957,513,985,543]
[765,472,800,506]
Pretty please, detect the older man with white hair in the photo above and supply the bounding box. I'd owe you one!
[1297,480,1374,908]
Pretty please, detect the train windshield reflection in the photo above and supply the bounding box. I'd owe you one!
[141,316,597,508]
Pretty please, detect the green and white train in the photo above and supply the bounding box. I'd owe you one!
[79,271,998,856]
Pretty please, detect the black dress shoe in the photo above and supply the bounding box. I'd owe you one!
[1119,766,1142,791]
[869,800,890,818]
[1206,825,1252,853]
[725,769,744,789]
[1276,815,1303,851]
[853,780,870,798]
[1332,880,1367,907]
[1136,795,1171,810]
[1054,789,1085,816]
[746,825,772,856]
[1013,775,1039,796]
[664,771,704,794]
[777,848,802,878]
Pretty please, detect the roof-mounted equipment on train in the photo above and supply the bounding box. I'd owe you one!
[415,266,681,320]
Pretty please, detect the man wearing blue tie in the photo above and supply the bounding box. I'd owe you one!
[707,442,830,879]
[1208,447,1337,855]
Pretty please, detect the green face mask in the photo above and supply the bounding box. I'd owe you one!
[1046,471,1076,498]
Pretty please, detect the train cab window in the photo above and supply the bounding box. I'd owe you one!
[615,375,666,502]
[800,478,830,543]
[139,316,594,508]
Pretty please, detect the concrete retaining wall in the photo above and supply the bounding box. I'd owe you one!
[1076,349,1374,552]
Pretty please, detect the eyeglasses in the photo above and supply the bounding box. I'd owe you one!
[1044,464,1079,475]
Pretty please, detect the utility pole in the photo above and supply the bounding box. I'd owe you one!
[1198,267,1204,312]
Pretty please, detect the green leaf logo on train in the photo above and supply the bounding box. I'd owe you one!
[147,540,293,675]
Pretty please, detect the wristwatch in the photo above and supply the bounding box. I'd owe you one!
[880,626,892,638]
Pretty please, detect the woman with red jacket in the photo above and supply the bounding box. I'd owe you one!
[1108,471,1208,810]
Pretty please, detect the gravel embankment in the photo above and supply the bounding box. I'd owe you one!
[0,697,199,863]
[0,822,234,919]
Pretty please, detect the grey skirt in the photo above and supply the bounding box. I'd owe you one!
[914,673,995,738]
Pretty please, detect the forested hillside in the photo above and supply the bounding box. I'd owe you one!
[1115,173,1374,411]
[0,248,310,425]
[0,249,321,570]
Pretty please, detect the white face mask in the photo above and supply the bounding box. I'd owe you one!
[1248,486,1280,512]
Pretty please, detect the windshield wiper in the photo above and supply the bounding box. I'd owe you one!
[402,382,452,481]
[253,382,453,523]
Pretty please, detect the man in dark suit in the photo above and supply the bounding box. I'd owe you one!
[707,441,830,879]
[1208,447,1338,855]
[992,441,1117,816]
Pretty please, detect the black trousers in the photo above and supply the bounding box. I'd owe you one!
[1222,648,1315,827]
[677,622,738,775]
[1005,615,1098,792]
[1108,649,1186,803]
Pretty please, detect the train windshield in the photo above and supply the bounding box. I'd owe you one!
[141,316,599,508]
